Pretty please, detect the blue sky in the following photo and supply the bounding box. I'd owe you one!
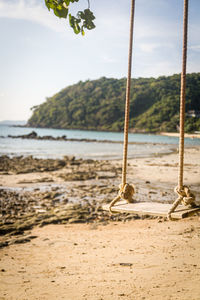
[0,0,200,121]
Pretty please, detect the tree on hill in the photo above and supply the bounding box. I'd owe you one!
[28,73,200,133]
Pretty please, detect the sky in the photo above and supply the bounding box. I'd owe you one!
[0,0,200,121]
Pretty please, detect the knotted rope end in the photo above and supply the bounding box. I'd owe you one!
[174,185,196,207]
[109,183,135,213]
[168,185,196,220]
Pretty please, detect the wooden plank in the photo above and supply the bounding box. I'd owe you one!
[102,201,200,219]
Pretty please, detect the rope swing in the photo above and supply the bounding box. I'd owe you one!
[108,0,198,218]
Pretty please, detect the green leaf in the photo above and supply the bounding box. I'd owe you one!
[69,14,81,34]
[45,0,51,10]
[83,9,95,21]
[44,0,96,35]
[69,14,74,27]
[53,8,60,17]
[49,3,57,10]
[64,0,70,6]
[81,26,85,36]
[55,6,68,18]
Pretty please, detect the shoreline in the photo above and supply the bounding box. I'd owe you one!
[160,131,200,139]
[0,147,200,242]
[11,124,200,138]
[1,128,200,161]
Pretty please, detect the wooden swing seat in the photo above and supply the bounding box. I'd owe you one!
[102,200,200,219]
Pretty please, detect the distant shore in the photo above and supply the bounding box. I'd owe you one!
[11,124,200,139]
[160,131,200,139]
[5,129,200,143]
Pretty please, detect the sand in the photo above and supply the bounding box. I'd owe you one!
[1,219,200,300]
[160,132,200,139]
[0,146,200,299]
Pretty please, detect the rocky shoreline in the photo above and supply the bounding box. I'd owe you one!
[6,131,122,144]
[1,149,199,249]
[5,130,177,145]
[0,187,130,246]
[0,155,149,248]
[0,184,145,248]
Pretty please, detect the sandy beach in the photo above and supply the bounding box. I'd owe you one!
[160,132,200,139]
[0,146,200,299]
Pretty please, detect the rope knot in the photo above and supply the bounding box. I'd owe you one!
[108,183,135,213]
[174,185,196,206]
[118,183,135,203]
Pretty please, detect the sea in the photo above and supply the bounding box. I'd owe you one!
[0,125,200,160]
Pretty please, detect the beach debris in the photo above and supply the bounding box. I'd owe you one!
[119,263,133,267]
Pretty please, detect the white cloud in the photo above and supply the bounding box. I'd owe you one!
[0,0,68,33]
[189,45,200,52]
[139,42,173,53]
[135,60,181,78]
[135,18,180,41]
[101,55,117,63]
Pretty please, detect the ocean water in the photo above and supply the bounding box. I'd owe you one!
[0,125,199,160]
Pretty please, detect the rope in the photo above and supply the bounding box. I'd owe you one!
[122,0,135,187]
[168,0,196,219]
[168,186,196,220]
[109,183,135,213]
[175,186,195,206]
[178,0,188,189]
[109,0,136,213]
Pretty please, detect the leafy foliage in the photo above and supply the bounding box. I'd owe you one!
[44,0,95,35]
[28,73,200,133]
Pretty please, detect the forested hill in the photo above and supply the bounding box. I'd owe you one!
[28,73,200,133]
